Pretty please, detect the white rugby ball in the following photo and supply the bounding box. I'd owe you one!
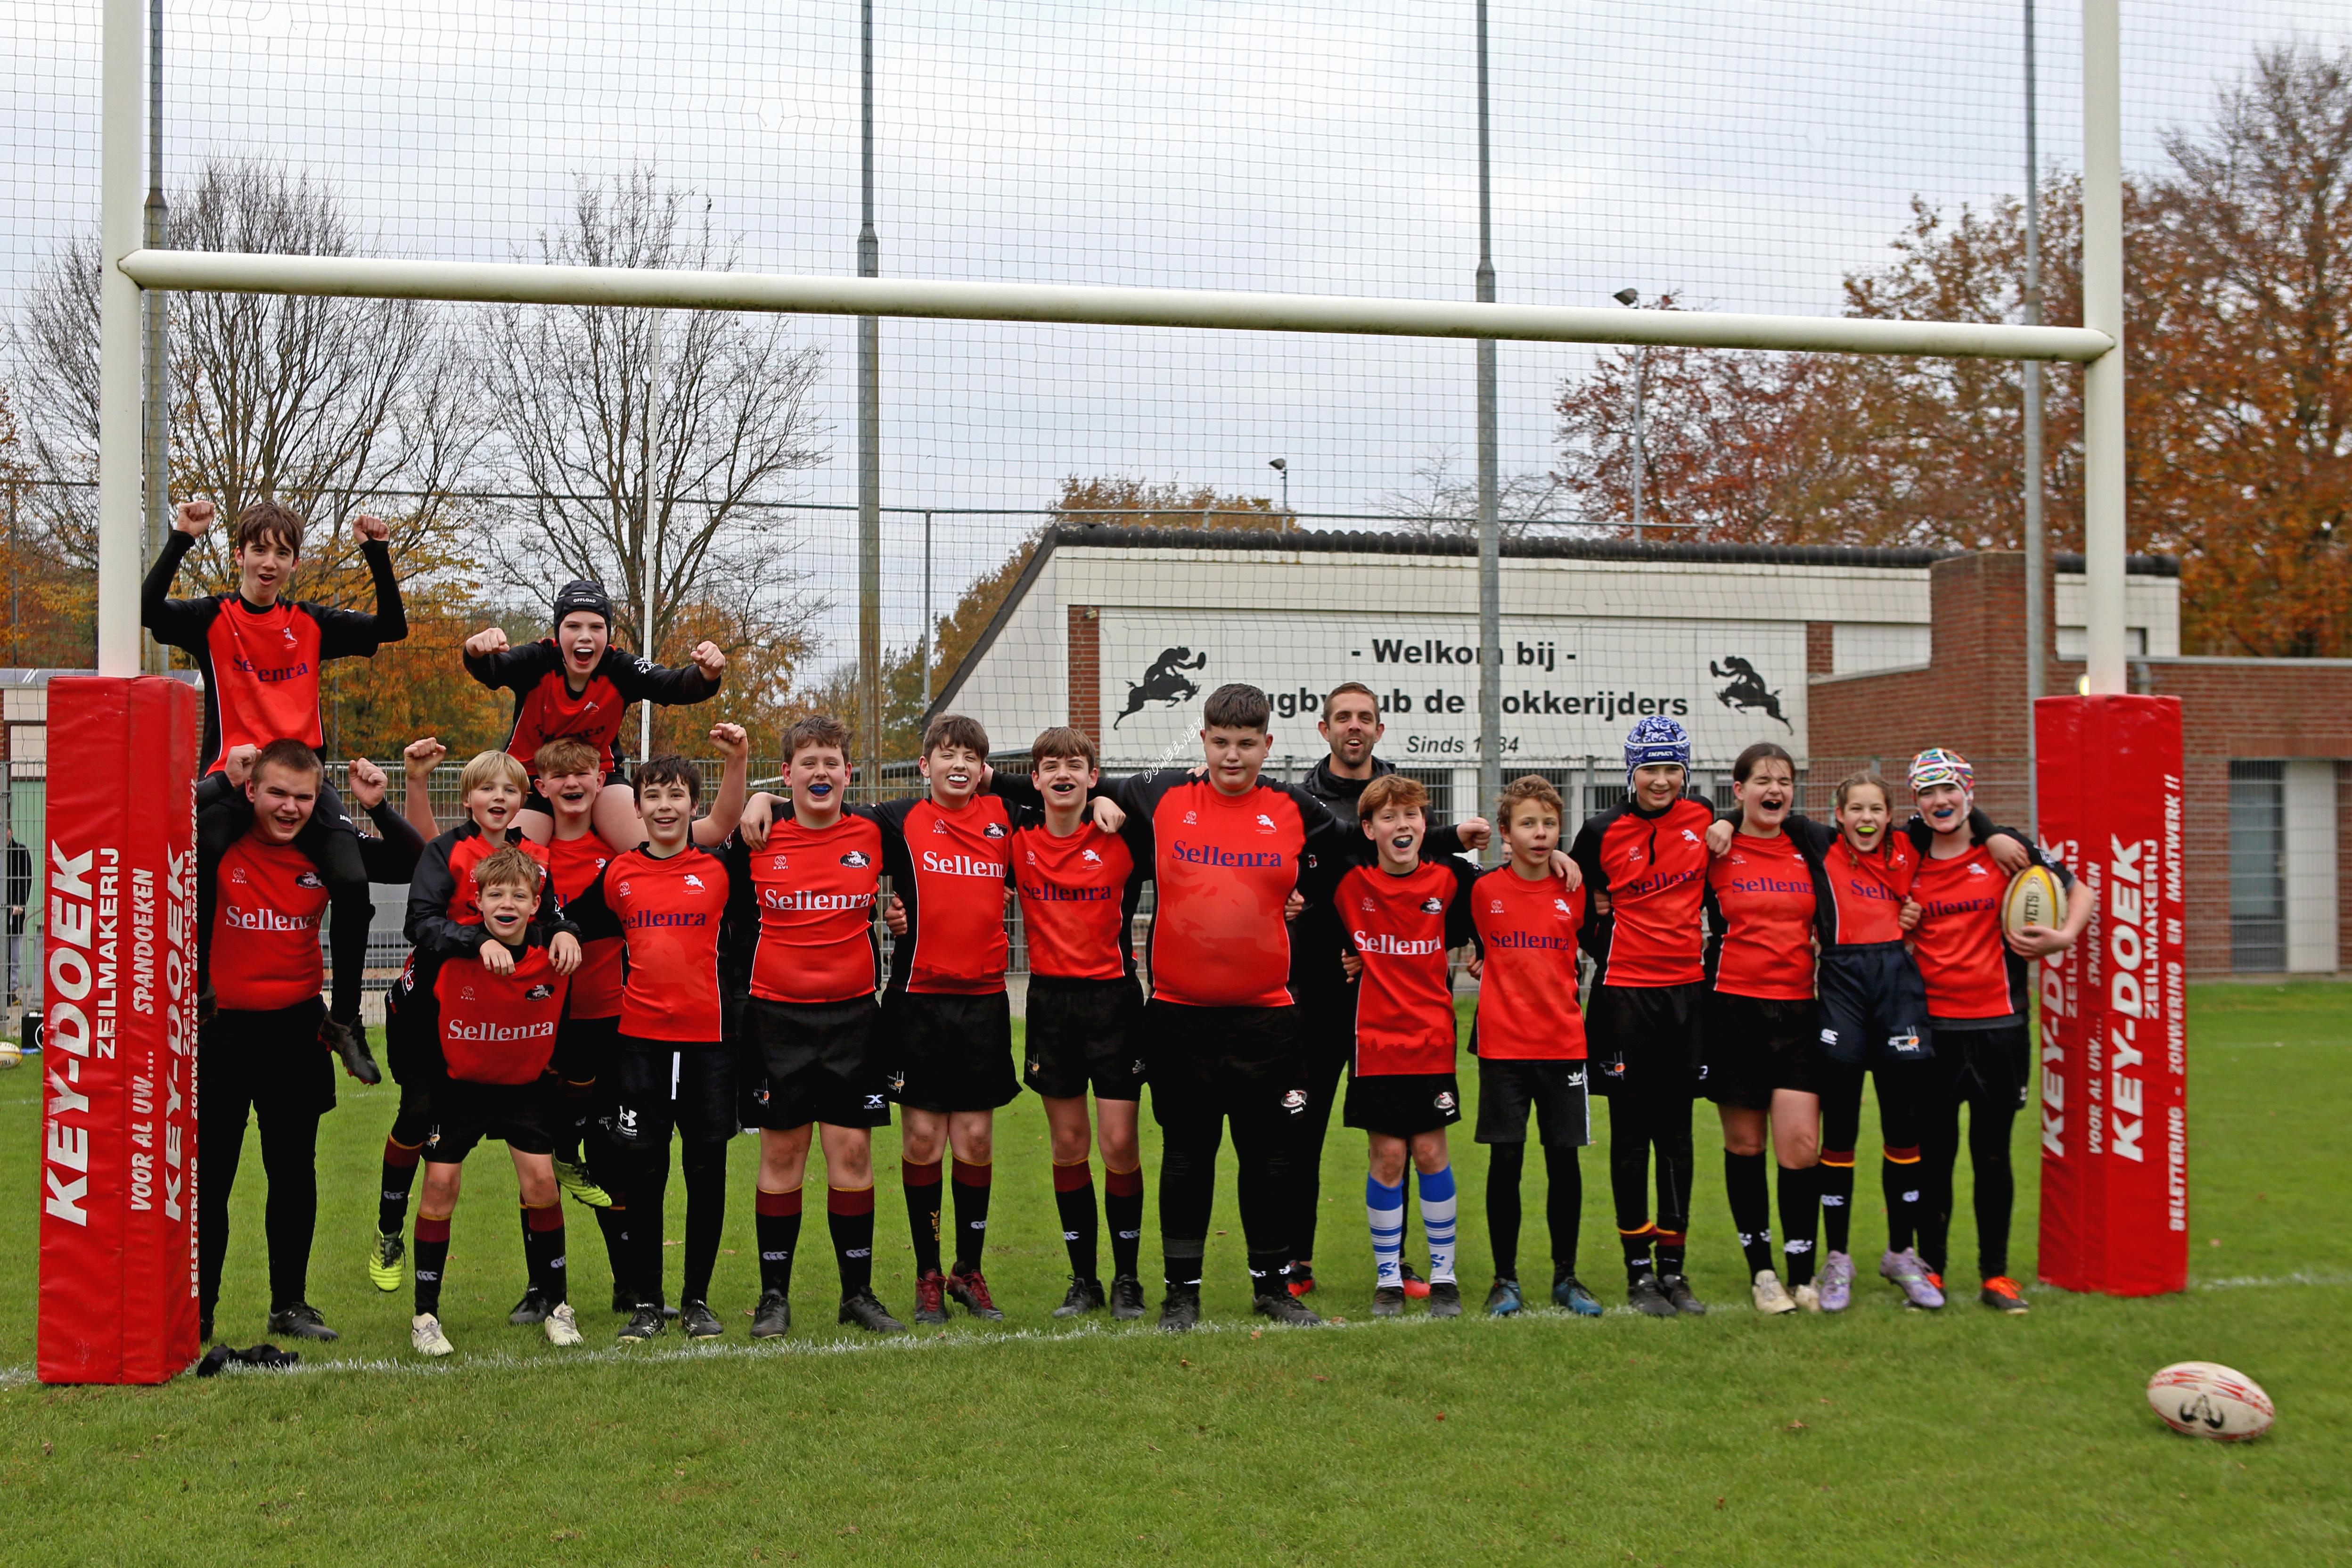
[2146,1362,2273,1441]
[0,1040,18,1071]
[2001,863,2067,941]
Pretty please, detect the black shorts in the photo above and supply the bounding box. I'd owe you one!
[1584,982,1705,1098]
[1817,944,1933,1067]
[1344,1071,1463,1138]
[1141,1001,1311,1131]
[883,991,1018,1114]
[426,1075,558,1162]
[553,1014,620,1084]
[520,768,628,821]
[1928,1021,2032,1110]
[607,1038,742,1148]
[1024,975,1147,1102]
[199,1000,336,1119]
[1474,1057,1592,1145]
[1701,992,1823,1109]
[744,995,891,1130]
[383,954,439,1084]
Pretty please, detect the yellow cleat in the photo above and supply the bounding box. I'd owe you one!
[368,1229,405,1292]
[553,1158,614,1209]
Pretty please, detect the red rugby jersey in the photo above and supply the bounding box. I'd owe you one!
[544,830,623,1019]
[1569,796,1715,987]
[211,832,328,1011]
[1011,820,1137,981]
[1470,864,1588,1060]
[1117,770,1348,1010]
[464,639,722,775]
[577,844,730,1041]
[873,792,1015,995]
[1908,840,2074,1020]
[721,812,883,1006]
[403,822,558,958]
[1340,859,1476,1075]
[1817,829,1917,946]
[433,943,569,1084]
[1706,829,1819,1001]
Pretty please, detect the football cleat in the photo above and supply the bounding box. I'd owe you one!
[911,1270,950,1325]
[837,1291,908,1334]
[1978,1276,2030,1314]
[1818,1250,1855,1313]
[543,1302,582,1346]
[751,1291,793,1338]
[552,1158,613,1209]
[1286,1261,1317,1298]
[508,1286,552,1326]
[410,1313,454,1357]
[1552,1271,1603,1317]
[266,1302,340,1341]
[1425,1281,1462,1319]
[1109,1274,1148,1322]
[1485,1278,1525,1317]
[1400,1262,1431,1300]
[1792,1282,1823,1313]
[946,1266,1005,1322]
[680,1299,724,1339]
[1053,1275,1106,1320]
[1627,1270,1676,1318]
[1252,1291,1323,1327]
[1660,1273,1708,1315]
[367,1230,406,1293]
[1371,1285,1408,1318]
[617,1305,667,1342]
[320,1015,381,1086]
[1156,1287,1201,1333]
[1751,1269,1798,1315]
[1878,1248,1946,1310]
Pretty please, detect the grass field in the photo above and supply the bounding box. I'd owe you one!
[1,983,2346,1565]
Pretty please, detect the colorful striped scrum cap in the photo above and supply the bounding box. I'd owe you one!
[1623,715,1692,785]
[1908,747,1975,794]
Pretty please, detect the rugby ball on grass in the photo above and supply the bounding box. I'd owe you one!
[2001,864,2066,941]
[0,1039,17,1071]
[2147,1362,2273,1441]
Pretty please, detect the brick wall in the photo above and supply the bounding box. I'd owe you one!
[1068,605,1100,742]
[1811,551,2352,974]
[1805,621,1834,677]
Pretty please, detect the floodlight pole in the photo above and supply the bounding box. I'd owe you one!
[2079,0,2127,695]
[858,0,884,799]
[921,509,933,712]
[1473,0,1502,846]
[2021,0,2045,828]
[142,0,169,676]
[96,0,146,677]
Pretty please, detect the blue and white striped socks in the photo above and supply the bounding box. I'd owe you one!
[1366,1175,1405,1287]
[1418,1164,1459,1285]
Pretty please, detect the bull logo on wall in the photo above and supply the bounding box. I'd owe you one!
[1710,655,1791,730]
[1115,646,1209,728]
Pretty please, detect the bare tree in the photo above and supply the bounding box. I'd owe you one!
[480,168,828,665]
[8,158,484,586]
[1376,447,1566,541]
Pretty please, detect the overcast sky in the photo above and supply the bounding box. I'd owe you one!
[5,0,2345,661]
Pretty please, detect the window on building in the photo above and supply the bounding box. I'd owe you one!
[2229,760,2286,972]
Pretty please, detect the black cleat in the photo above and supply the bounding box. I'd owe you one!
[1627,1269,1676,1318]
[265,1302,340,1341]
[1109,1274,1147,1321]
[1371,1285,1408,1317]
[617,1304,666,1342]
[1053,1275,1106,1319]
[508,1286,552,1326]
[837,1290,908,1334]
[319,1015,381,1086]
[1157,1286,1201,1333]
[609,1284,677,1318]
[946,1266,1005,1322]
[679,1299,723,1340]
[199,1309,215,1344]
[911,1269,950,1325]
[750,1291,792,1338]
[1253,1291,1323,1327]
[1426,1281,1463,1318]
[1659,1272,1708,1315]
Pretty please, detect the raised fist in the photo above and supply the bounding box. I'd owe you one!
[464,627,510,660]
[352,514,391,544]
[691,641,727,678]
[346,755,389,810]
[222,742,261,788]
[709,722,748,760]
[172,500,216,537]
[403,736,448,775]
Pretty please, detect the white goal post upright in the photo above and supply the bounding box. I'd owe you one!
[89,0,2136,697]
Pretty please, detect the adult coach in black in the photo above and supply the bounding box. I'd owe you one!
[1117,682,1350,1330]
[1285,680,1492,1297]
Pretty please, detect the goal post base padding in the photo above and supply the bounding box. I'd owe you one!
[2033,693,2188,1298]
[37,676,201,1384]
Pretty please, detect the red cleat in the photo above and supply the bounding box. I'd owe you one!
[1401,1263,1431,1300]
[1287,1262,1316,1297]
